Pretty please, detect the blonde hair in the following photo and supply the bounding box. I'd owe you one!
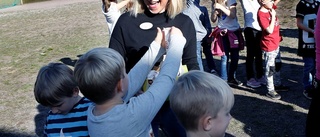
[74,47,125,105]
[130,0,185,19]
[170,70,234,131]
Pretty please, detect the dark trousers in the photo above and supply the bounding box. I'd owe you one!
[244,27,264,80]
[306,79,320,136]
[202,40,217,72]
[221,32,241,81]
[151,101,186,137]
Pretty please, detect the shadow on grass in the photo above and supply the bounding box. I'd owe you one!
[0,128,36,137]
[280,28,298,39]
[203,48,310,108]
[229,94,307,137]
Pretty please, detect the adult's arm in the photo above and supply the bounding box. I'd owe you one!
[109,14,127,60]
[181,16,200,70]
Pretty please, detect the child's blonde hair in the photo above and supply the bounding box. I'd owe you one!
[74,47,125,105]
[170,70,234,131]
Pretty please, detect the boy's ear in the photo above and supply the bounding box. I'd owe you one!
[201,115,213,131]
[72,87,80,97]
[116,79,123,93]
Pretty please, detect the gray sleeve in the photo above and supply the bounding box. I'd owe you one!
[123,41,165,102]
[127,34,186,128]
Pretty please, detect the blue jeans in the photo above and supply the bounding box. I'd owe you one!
[196,41,204,71]
[151,101,186,137]
[220,33,240,81]
[302,56,316,90]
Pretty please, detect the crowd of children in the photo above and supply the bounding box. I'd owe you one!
[33,0,320,136]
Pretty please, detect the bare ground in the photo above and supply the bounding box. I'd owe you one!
[0,0,309,137]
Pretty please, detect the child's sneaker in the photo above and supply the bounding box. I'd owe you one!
[257,76,267,85]
[275,84,289,92]
[266,90,281,100]
[246,78,261,88]
[228,78,243,86]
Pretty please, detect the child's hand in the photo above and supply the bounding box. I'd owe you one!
[154,27,164,46]
[213,3,224,10]
[169,26,183,37]
[270,8,276,17]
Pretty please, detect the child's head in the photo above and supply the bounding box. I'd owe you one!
[74,47,126,105]
[34,63,80,114]
[170,70,234,137]
[258,0,274,8]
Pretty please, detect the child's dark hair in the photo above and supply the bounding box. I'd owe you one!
[34,63,77,106]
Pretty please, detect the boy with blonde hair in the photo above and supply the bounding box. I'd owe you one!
[74,27,186,137]
[170,70,235,137]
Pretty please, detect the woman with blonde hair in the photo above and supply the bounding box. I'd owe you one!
[109,0,199,73]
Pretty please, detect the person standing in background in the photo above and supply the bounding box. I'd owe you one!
[258,0,286,100]
[239,0,265,88]
[183,0,207,71]
[306,5,320,137]
[199,0,218,74]
[211,0,244,86]
[101,0,132,35]
[296,0,320,99]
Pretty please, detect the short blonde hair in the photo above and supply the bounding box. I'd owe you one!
[170,70,234,131]
[130,0,185,19]
[74,47,125,105]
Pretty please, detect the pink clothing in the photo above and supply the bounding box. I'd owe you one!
[209,27,244,56]
[315,7,320,80]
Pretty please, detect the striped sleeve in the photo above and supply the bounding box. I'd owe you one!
[44,97,91,137]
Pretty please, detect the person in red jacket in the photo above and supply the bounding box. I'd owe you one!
[257,0,288,100]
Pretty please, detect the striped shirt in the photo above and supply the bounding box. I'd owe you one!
[44,97,91,137]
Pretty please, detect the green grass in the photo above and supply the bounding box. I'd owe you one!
[0,1,109,136]
[0,0,308,136]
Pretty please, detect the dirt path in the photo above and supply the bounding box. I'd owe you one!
[0,0,96,13]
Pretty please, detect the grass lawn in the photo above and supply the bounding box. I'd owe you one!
[0,0,310,136]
